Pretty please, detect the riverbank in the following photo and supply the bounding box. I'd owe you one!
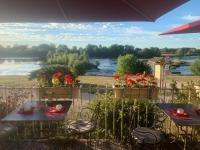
[0,75,199,87]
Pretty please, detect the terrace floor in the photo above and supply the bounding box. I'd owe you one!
[1,139,200,150]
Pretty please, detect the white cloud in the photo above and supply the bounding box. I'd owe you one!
[181,14,200,21]
[0,23,199,48]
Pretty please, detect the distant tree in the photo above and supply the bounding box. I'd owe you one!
[190,59,200,75]
[116,54,151,76]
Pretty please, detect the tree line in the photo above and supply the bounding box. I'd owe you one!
[0,44,200,59]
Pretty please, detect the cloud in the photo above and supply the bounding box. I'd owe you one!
[181,14,200,21]
[0,23,199,48]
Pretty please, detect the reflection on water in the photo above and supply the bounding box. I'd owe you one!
[0,56,199,76]
[0,59,41,75]
[171,56,199,75]
[86,59,116,76]
[87,56,199,76]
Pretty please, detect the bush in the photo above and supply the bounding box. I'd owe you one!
[191,58,200,75]
[116,54,152,76]
[170,80,200,103]
[46,52,96,75]
[88,93,155,142]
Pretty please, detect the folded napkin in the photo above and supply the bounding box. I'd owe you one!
[167,109,192,120]
[47,106,65,113]
[18,107,35,115]
[44,106,65,117]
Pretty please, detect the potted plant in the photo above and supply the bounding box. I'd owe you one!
[35,66,80,99]
[112,73,158,100]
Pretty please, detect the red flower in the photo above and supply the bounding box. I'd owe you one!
[64,74,75,85]
[113,75,119,81]
[136,73,140,77]
[127,79,135,86]
[123,74,129,81]
[52,72,62,78]
[64,74,71,81]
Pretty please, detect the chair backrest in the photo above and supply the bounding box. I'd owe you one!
[77,101,100,124]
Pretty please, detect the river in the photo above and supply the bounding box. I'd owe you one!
[0,56,199,76]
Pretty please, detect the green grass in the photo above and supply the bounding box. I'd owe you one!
[166,75,200,83]
[0,75,199,87]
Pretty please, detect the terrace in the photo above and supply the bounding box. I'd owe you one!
[0,77,200,150]
[1,0,200,150]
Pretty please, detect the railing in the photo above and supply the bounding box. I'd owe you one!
[0,86,200,147]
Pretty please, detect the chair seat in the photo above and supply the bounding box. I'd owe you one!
[0,123,17,138]
[68,119,95,134]
[132,127,164,144]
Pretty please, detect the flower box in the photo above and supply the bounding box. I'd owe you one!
[113,87,159,100]
[38,87,80,99]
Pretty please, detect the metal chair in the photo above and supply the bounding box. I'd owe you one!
[132,127,166,150]
[131,105,167,150]
[67,102,100,136]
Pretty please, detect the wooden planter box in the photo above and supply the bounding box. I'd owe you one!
[113,87,159,100]
[38,87,80,99]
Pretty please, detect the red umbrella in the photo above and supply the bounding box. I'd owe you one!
[160,19,200,35]
[0,0,188,22]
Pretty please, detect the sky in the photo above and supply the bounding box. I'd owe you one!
[0,0,200,48]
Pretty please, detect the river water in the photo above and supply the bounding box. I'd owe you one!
[0,56,199,76]
[0,59,41,75]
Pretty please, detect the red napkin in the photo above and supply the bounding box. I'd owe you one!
[18,107,35,115]
[167,109,192,120]
[47,106,65,113]
[44,106,65,117]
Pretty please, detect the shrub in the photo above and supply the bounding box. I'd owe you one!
[191,58,200,75]
[88,93,155,143]
[170,80,200,103]
[46,52,96,75]
[116,54,151,76]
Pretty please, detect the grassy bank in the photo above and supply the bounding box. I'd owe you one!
[0,75,199,87]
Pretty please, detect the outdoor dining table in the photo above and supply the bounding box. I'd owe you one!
[157,103,200,150]
[1,100,72,138]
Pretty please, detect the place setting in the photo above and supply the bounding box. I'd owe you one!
[44,103,66,117]
[167,107,192,120]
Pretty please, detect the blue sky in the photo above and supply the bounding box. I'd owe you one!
[0,0,200,48]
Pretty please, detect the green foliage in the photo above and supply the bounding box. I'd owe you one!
[162,47,200,56]
[88,93,155,142]
[116,54,151,76]
[1,44,199,59]
[170,80,200,103]
[46,52,96,75]
[191,58,200,75]
[29,65,76,87]
[85,44,162,59]
[0,44,56,59]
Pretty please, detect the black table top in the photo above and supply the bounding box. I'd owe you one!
[1,100,72,122]
[157,103,200,126]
